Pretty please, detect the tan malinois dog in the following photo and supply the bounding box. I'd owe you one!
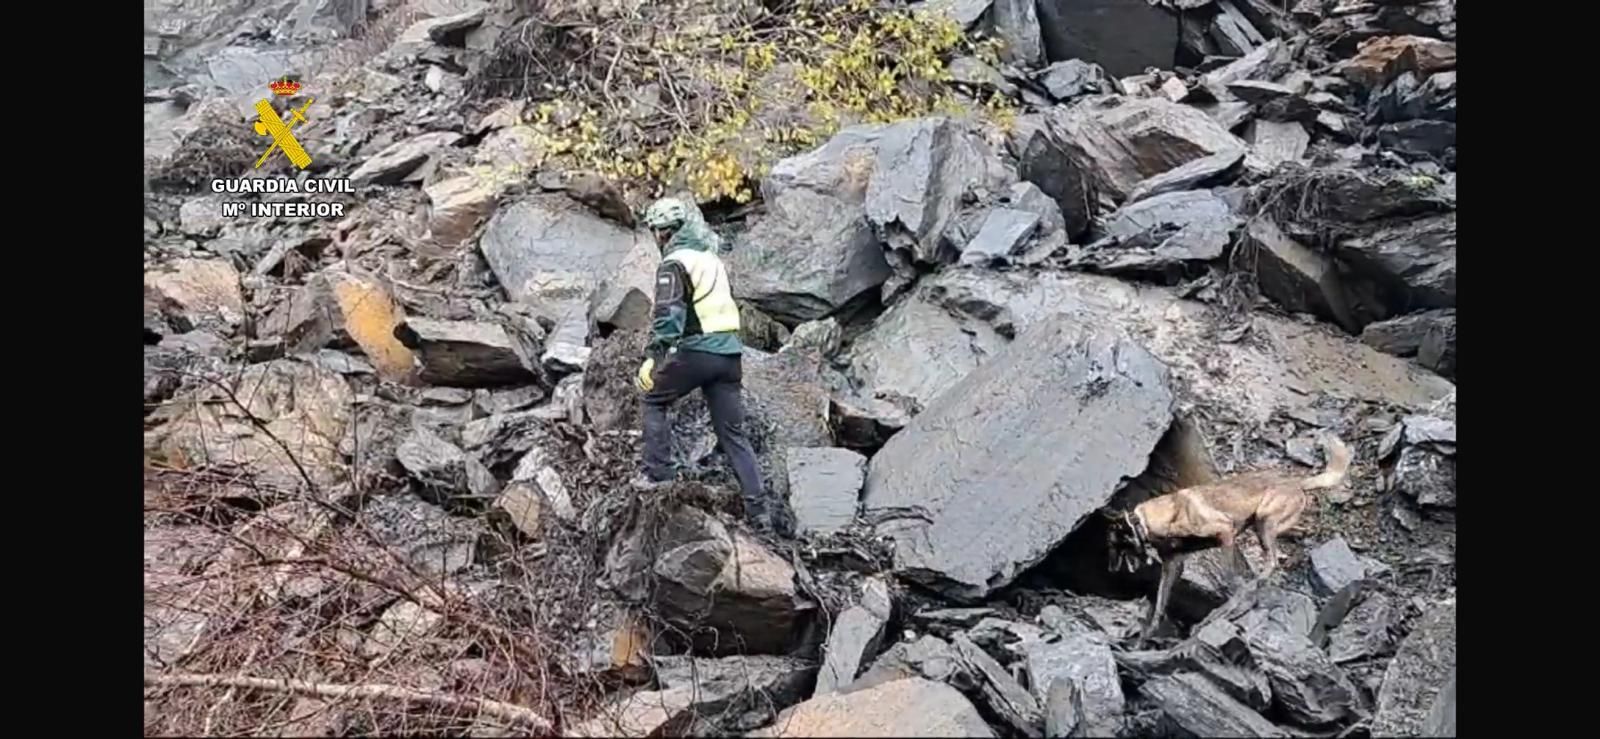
[1106,432,1353,639]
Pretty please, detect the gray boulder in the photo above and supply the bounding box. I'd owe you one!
[349,132,462,185]
[1326,591,1401,664]
[1336,213,1457,310]
[603,497,813,655]
[730,185,888,323]
[479,195,640,312]
[851,634,967,690]
[1308,536,1370,596]
[1035,95,1247,229]
[1023,634,1124,735]
[991,0,1044,67]
[1074,189,1240,280]
[396,424,500,503]
[787,447,868,536]
[1244,217,1362,332]
[960,207,1040,266]
[1035,0,1181,77]
[1124,149,1246,204]
[1373,599,1457,736]
[862,315,1174,600]
[1035,59,1120,101]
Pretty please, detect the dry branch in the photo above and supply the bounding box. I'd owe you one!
[145,671,555,734]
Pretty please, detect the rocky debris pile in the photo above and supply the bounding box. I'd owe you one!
[146,0,1458,736]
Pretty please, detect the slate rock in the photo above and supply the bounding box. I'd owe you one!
[1040,95,1248,210]
[1076,190,1239,280]
[1228,79,1296,104]
[787,447,868,536]
[864,117,1002,269]
[425,174,500,247]
[396,424,500,503]
[1245,217,1360,332]
[1142,672,1285,738]
[1204,38,1295,87]
[1308,536,1368,596]
[473,385,547,416]
[1326,591,1400,664]
[1035,59,1120,101]
[1003,181,1069,236]
[991,0,1044,67]
[1390,443,1455,509]
[952,634,1044,736]
[1359,308,1454,359]
[1336,212,1456,310]
[751,677,995,737]
[1044,678,1084,738]
[1373,599,1456,736]
[393,317,536,387]
[590,230,662,332]
[479,195,640,309]
[961,207,1040,265]
[1210,0,1269,55]
[603,499,812,655]
[1422,668,1456,737]
[1239,610,1361,726]
[1340,35,1456,91]
[1010,115,1093,239]
[145,258,246,333]
[1244,120,1311,173]
[350,132,461,185]
[816,577,893,695]
[261,270,417,380]
[1378,120,1456,160]
[1023,634,1124,734]
[862,316,1174,600]
[1125,149,1245,204]
[1035,0,1181,78]
[851,634,968,690]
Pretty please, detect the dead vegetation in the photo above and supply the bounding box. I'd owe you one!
[467,0,1015,202]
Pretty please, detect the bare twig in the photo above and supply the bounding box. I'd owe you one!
[145,671,555,733]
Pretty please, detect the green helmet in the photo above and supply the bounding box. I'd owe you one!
[643,197,691,230]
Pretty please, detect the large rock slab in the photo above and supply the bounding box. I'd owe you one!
[1244,217,1362,332]
[1037,95,1247,223]
[392,317,536,387]
[862,315,1174,599]
[479,195,640,311]
[589,230,662,332]
[951,634,1043,736]
[1372,599,1457,736]
[350,132,461,185]
[731,117,1004,321]
[751,677,995,737]
[1036,0,1180,77]
[842,268,1453,440]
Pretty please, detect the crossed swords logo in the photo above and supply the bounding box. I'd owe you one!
[252,97,316,169]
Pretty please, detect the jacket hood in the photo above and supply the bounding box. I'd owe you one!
[663,201,722,255]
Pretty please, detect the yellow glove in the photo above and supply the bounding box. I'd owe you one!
[636,358,655,392]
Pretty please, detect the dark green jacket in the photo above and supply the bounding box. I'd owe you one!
[646,208,742,359]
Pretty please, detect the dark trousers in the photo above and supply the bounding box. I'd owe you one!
[641,350,768,517]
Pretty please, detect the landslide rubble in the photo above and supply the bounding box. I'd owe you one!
[145,1,1458,736]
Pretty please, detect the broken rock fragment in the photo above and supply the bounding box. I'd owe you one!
[1076,189,1239,280]
[349,131,461,186]
[259,270,417,380]
[396,424,499,503]
[1339,35,1457,91]
[393,317,536,387]
[479,194,640,309]
[424,174,499,247]
[604,499,812,654]
[144,258,246,333]
[951,634,1043,736]
[1244,217,1360,332]
[1141,672,1284,738]
[1034,59,1119,101]
[863,316,1174,600]
[1023,633,1125,735]
[786,446,868,536]
[816,577,893,695]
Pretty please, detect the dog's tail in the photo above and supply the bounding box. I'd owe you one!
[1300,433,1353,491]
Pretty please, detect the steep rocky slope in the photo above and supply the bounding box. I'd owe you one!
[144,1,1456,736]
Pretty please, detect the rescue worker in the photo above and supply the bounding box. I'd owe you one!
[632,197,773,531]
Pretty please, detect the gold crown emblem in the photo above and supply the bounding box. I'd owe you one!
[269,78,302,96]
